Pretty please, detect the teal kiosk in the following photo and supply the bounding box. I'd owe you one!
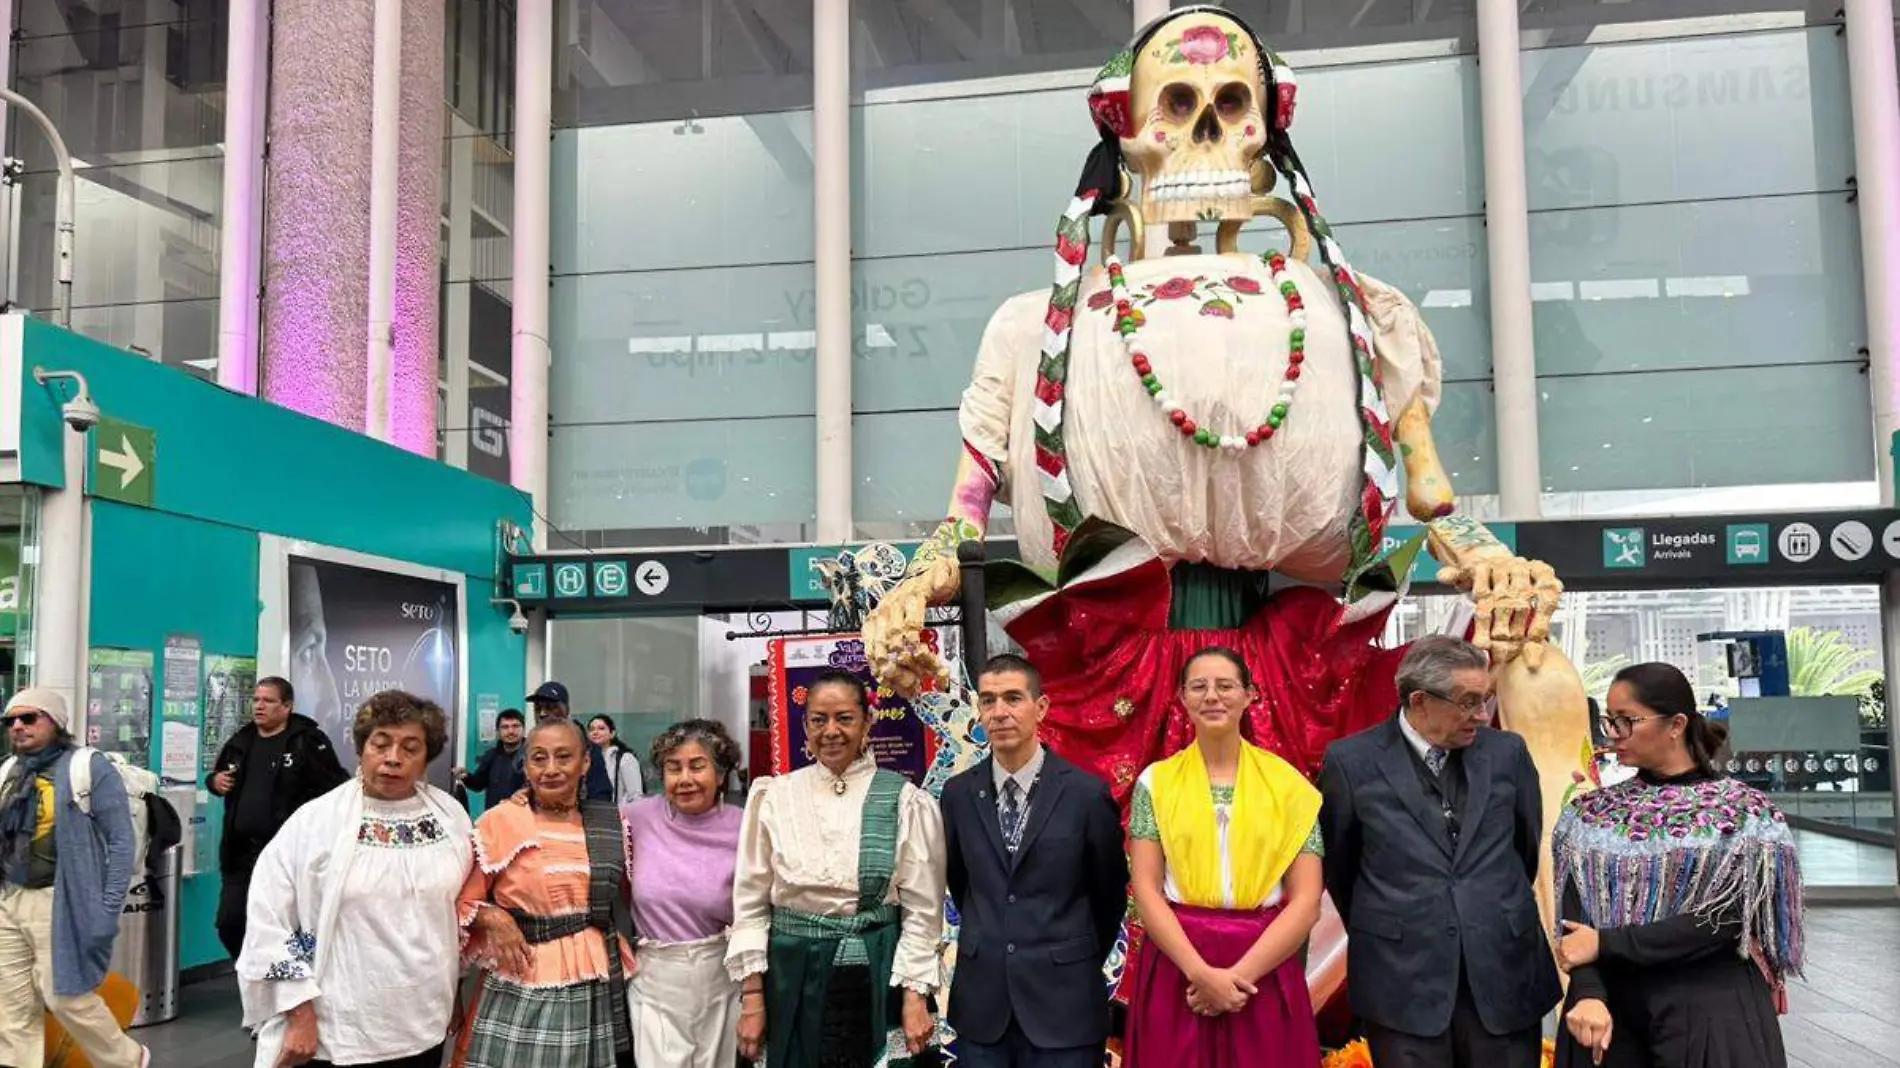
[0,314,530,992]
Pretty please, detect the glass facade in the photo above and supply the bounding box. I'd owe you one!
[547,0,820,545]
[1524,21,1875,512]
[8,0,228,377]
[440,0,517,482]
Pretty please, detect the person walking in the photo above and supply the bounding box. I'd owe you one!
[940,654,1128,1068]
[455,718,636,1068]
[206,677,349,961]
[457,708,528,810]
[588,716,645,805]
[238,692,473,1068]
[0,688,150,1068]
[1318,635,1560,1068]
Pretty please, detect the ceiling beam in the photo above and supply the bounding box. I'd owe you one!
[858,1,920,68]
[907,0,985,59]
[748,0,816,70]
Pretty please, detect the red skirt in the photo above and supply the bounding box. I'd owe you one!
[1123,904,1322,1068]
[1002,552,1403,803]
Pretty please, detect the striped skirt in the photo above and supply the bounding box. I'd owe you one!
[464,975,619,1068]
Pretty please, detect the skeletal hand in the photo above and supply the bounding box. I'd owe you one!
[863,554,960,698]
[1438,555,1562,669]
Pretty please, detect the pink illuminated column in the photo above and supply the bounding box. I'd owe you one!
[259,0,444,454]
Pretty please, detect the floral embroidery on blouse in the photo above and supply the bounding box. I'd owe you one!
[1086,273,1268,321]
[1567,776,1781,843]
[1129,780,1324,856]
[263,927,317,981]
[356,814,450,849]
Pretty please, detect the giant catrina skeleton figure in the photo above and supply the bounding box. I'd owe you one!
[864,2,1594,998]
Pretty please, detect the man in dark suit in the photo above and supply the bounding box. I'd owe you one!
[1319,635,1560,1068]
[942,654,1129,1067]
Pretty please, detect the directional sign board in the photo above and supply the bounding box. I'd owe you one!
[90,417,156,508]
[508,510,1900,614]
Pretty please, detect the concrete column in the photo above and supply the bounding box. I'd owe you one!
[393,0,447,456]
[1844,0,1900,505]
[813,0,852,542]
[1133,0,1169,31]
[30,412,89,722]
[1477,0,1543,519]
[216,0,268,394]
[260,0,443,452]
[365,0,403,441]
[511,0,553,542]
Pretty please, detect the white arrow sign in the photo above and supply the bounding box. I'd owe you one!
[98,434,145,489]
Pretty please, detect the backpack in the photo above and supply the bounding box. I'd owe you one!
[2,748,183,876]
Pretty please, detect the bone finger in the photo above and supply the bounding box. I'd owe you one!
[1523,642,1546,670]
[1472,599,1498,649]
[1471,562,1497,601]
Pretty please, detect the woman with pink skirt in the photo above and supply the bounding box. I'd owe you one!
[1124,646,1325,1066]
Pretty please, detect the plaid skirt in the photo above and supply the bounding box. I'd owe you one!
[464,976,618,1068]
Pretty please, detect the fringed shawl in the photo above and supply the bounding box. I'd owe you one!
[1552,775,1804,982]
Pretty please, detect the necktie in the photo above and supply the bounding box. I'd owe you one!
[1000,779,1024,853]
[1425,747,1448,777]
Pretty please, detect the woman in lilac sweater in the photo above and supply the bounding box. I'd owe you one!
[621,719,745,1068]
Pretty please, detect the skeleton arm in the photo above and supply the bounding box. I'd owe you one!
[862,444,1003,695]
[1394,397,1561,669]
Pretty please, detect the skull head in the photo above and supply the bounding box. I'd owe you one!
[1122,11,1268,226]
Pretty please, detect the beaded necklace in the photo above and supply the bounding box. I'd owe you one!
[1105,250,1307,451]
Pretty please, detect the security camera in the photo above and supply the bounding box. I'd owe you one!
[492,597,529,635]
[61,393,100,432]
[32,366,98,433]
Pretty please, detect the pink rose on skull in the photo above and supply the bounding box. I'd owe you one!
[1178,26,1230,65]
[1153,277,1197,300]
[1087,290,1114,311]
[1226,276,1262,295]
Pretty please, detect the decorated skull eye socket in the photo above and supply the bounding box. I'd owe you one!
[1214,83,1252,122]
[1162,83,1200,121]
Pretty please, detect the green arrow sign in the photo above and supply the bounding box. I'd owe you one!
[90,417,157,508]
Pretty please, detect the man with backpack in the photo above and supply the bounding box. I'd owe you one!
[205,676,347,961]
[0,688,151,1068]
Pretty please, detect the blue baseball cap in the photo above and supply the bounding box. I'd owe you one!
[527,681,569,706]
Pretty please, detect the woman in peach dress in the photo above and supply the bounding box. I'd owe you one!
[453,719,636,1068]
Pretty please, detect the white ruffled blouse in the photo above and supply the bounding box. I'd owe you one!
[725,755,947,994]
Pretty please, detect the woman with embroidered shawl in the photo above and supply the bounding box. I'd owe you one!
[238,691,472,1068]
[453,718,636,1068]
[1124,646,1324,1066]
[1553,662,1803,1068]
[726,669,947,1068]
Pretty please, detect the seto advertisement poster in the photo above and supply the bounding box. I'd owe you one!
[286,556,460,788]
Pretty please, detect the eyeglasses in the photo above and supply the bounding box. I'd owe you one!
[1184,680,1246,698]
[2,712,41,727]
[1418,690,1493,716]
[1598,713,1668,739]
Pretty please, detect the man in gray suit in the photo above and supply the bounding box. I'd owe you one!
[1319,635,1559,1068]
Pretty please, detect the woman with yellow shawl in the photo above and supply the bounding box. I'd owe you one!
[1125,646,1325,1066]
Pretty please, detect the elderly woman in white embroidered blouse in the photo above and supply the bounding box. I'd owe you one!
[238,692,472,1068]
[726,669,947,1068]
